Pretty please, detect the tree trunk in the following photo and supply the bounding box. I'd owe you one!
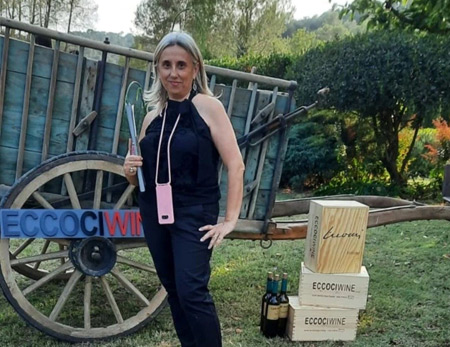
[400,116,422,176]
[44,0,52,28]
[375,109,406,186]
[67,0,74,33]
[31,0,37,24]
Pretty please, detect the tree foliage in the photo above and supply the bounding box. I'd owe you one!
[0,0,97,32]
[340,0,450,34]
[280,112,343,190]
[287,30,450,185]
[134,0,293,58]
[285,10,363,39]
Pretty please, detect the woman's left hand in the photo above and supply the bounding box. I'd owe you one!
[199,221,235,249]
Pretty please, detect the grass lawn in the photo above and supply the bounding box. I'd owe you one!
[0,219,449,346]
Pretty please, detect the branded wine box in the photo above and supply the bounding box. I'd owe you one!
[286,296,359,341]
[298,262,369,309]
[304,200,369,273]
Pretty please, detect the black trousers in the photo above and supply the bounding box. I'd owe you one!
[140,198,222,347]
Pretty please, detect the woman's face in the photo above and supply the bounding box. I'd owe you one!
[157,45,199,101]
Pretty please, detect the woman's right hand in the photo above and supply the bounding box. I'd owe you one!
[124,139,143,180]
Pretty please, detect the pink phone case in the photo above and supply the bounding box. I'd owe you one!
[155,184,175,224]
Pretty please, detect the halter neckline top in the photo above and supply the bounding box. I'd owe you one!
[139,93,221,207]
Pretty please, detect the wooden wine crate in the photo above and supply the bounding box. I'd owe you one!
[304,200,369,273]
[298,262,369,309]
[286,296,358,341]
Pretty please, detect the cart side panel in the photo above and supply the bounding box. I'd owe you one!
[94,62,147,156]
[0,36,78,185]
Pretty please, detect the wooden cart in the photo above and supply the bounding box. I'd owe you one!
[1,17,449,343]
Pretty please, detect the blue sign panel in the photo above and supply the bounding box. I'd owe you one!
[0,210,144,238]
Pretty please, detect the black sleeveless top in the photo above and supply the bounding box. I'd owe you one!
[139,93,221,207]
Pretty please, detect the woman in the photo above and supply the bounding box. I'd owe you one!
[123,31,244,347]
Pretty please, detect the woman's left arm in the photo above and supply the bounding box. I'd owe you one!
[197,96,245,249]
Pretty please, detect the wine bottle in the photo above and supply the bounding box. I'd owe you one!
[263,274,280,338]
[277,273,289,337]
[260,272,273,332]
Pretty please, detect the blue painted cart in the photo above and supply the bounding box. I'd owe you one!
[0,17,310,342]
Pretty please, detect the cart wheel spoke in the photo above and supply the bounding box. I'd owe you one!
[116,255,156,274]
[12,238,36,257]
[23,261,74,296]
[84,276,92,329]
[33,240,51,270]
[63,173,81,209]
[93,170,104,210]
[32,191,55,209]
[115,241,147,251]
[49,270,83,321]
[110,268,150,306]
[113,184,135,210]
[11,250,68,266]
[100,276,124,324]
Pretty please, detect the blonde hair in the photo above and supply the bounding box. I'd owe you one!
[144,32,212,113]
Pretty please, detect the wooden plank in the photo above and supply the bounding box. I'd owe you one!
[0,147,35,185]
[144,61,152,90]
[111,267,150,306]
[23,261,73,296]
[32,191,55,209]
[100,276,124,324]
[111,57,130,155]
[63,173,81,209]
[0,102,72,155]
[227,80,238,116]
[74,59,97,152]
[16,35,36,179]
[113,184,135,209]
[12,238,35,257]
[49,270,83,321]
[217,80,237,185]
[0,28,10,138]
[116,255,156,273]
[10,250,68,266]
[253,189,272,220]
[66,46,85,152]
[209,74,216,91]
[93,63,146,154]
[241,83,258,161]
[3,37,77,82]
[93,170,103,209]
[41,40,61,162]
[84,276,92,329]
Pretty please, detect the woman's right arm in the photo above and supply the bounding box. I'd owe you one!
[123,110,157,185]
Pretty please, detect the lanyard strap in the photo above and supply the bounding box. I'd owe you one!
[155,104,181,185]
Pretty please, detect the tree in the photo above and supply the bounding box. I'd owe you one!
[287,28,321,55]
[287,30,450,186]
[0,0,97,31]
[134,0,293,58]
[340,0,450,34]
[65,0,98,33]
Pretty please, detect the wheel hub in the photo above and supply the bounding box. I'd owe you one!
[69,237,117,276]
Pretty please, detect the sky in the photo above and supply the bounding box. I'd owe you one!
[94,0,350,34]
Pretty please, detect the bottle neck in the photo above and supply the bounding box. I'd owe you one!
[271,280,279,295]
[266,279,273,294]
[280,278,287,293]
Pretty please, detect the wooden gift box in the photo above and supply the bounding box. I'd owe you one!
[298,262,369,309]
[304,200,369,273]
[286,296,358,341]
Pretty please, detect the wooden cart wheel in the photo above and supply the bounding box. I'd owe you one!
[0,151,167,342]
